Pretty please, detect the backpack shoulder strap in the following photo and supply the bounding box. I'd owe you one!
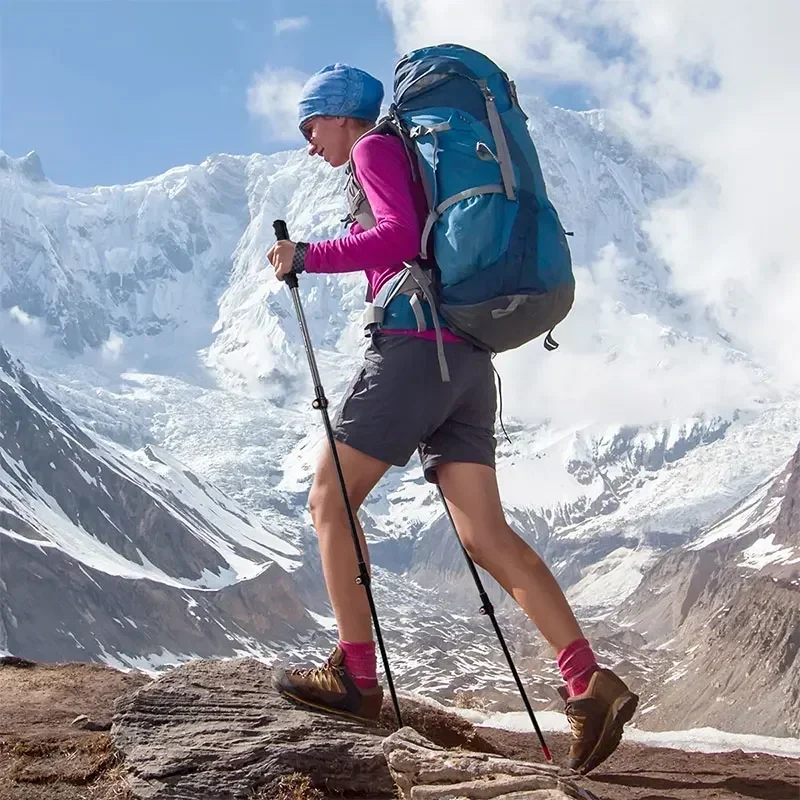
[343,124,396,231]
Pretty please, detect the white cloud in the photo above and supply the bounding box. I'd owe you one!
[379,0,800,404]
[0,307,48,361]
[274,16,310,35]
[9,306,36,327]
[497,246,766,428]
[247,66,308,141]
[378,1,608,85]
[102,332,125,363]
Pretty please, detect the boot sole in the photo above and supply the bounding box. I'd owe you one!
[578,690,639,775]
[278,687,382,726]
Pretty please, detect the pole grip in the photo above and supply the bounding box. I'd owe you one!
[272,219,298,289]
[273,219,289,241]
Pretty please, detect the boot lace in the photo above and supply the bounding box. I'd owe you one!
[566,707,586,739]
[292,653,344,690]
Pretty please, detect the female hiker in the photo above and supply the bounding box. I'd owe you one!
[266,62,638,774]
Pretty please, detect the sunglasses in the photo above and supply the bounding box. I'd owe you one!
[301,115,336,143]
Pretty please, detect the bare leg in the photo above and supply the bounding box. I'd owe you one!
[308,440,390,643]
[436,461,584,653]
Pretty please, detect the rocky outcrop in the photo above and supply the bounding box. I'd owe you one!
[113,657,590,800]
[113,657,396,798]
[384,727,595,800]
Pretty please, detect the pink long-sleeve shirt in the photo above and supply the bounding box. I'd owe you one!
[303,134,462,342]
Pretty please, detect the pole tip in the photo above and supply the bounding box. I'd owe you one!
[541,744,553,762]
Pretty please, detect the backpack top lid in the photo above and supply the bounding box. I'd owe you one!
[393,44,509,106]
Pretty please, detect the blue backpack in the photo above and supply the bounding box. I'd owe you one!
[349,44,575,380]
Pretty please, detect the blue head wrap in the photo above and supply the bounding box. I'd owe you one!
[297,64,384,132]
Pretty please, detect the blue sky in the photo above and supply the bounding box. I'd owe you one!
[2,1,591,188]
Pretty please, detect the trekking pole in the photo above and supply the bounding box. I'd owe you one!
[273,219,403,728]
[436,485,552,762]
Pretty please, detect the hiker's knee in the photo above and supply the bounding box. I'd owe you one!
[308,443,379,530]
[459,522,526,570]
[308,454,362,531]
[308,467,349,530]
[457,528,495,569]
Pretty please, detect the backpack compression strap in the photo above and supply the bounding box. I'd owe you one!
[364,262,451,382]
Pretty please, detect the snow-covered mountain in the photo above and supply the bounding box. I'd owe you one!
[1,96,797,735]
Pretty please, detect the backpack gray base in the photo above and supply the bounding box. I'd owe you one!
[440,280,575,353]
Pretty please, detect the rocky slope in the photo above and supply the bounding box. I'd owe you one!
[620,444,800,736]
[0,346,310,664]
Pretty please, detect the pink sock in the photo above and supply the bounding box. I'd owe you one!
[557,638,600,697]
[339,640,378,689]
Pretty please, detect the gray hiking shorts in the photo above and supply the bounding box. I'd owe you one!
[332,334,497,483]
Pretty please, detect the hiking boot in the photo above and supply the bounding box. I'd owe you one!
[559,668,639,774]
[272,646,383,723]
